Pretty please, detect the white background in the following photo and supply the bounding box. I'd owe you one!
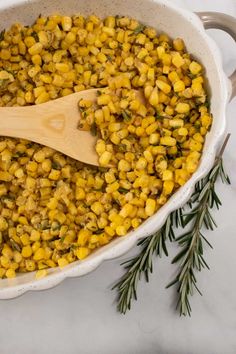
[0,1,236,353]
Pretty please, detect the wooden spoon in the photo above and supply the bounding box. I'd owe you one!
[0,88,100,166]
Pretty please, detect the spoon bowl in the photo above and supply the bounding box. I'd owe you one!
[0,88,100,165]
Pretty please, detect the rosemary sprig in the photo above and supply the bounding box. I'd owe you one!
[112,210,181,314]
[113,134,230,316]
[167,135,231,316]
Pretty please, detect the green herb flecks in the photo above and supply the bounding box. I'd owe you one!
[133,24,145,35]
[121,110,132,122]
[118,187,130,194]
[0,29,5,41]
[52,162,61,170]
[90,122,98,136]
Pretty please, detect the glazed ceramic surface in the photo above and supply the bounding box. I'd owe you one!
[0,0,232,298]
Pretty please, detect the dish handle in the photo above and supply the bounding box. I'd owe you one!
[197,12,236,100]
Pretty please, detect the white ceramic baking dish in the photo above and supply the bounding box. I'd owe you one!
[0,0,235,299]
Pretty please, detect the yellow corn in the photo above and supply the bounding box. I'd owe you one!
[58,258,69,268]
[61,16,72,31]
[172,53,185,68]
[148,87,158,107]
[76,247,90,260]
[116,226,127,236]
[145,199,156,216]
[160,136,176,146]
[6,269,16,278]
[175,103,190,114]
[99,151,112,166]
[178,127,188,136]
[35,269,48,279]
[189,61,202,75]
[118,159,131,172]
[163,180,174,195]
[0,14,211,278]
[33,248,45,261]
[28,43,43,55]
[156,80,171,94]
[22,246,32,258]
[173,38,185,51]
[173,80,185,92]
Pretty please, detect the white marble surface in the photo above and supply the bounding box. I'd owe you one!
[0,1,236,353]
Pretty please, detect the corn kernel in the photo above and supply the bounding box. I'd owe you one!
[178,127,188,136]
[189,61,202,75]
[91,201,104,215]
[175,103,190,114]
[46,197,58,210]
[99,151,112,167]
[49,170,61,181]
[116,226,127,236]
[33,248,45,261]
[0,171,12,182]
[173,80,185,92]
[58,258,69,268]
[156,80,171,94]
[61,16,72,31]
[22,246,32,258]
[118,159,131,172]
[30,230,41,242]
[160,137,176,146]
[25,260,36,272]
[28,43,43,55]
[172,53,185,68]
[6,269,16,278]
[146,122,159,135]
[77,229,91,246]
[173,38,185,51]
[119,204,133,218]
[35,269,48,279]
[76,247,90,260]
[145,198,156,216]
[149,87,159,107]
[136,157,147,170]
[162,170,173,181]
[163,180,174,195]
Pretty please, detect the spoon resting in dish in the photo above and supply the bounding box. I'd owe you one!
[0,88,102,166]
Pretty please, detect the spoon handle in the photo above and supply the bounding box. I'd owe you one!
[0,106,43,140]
